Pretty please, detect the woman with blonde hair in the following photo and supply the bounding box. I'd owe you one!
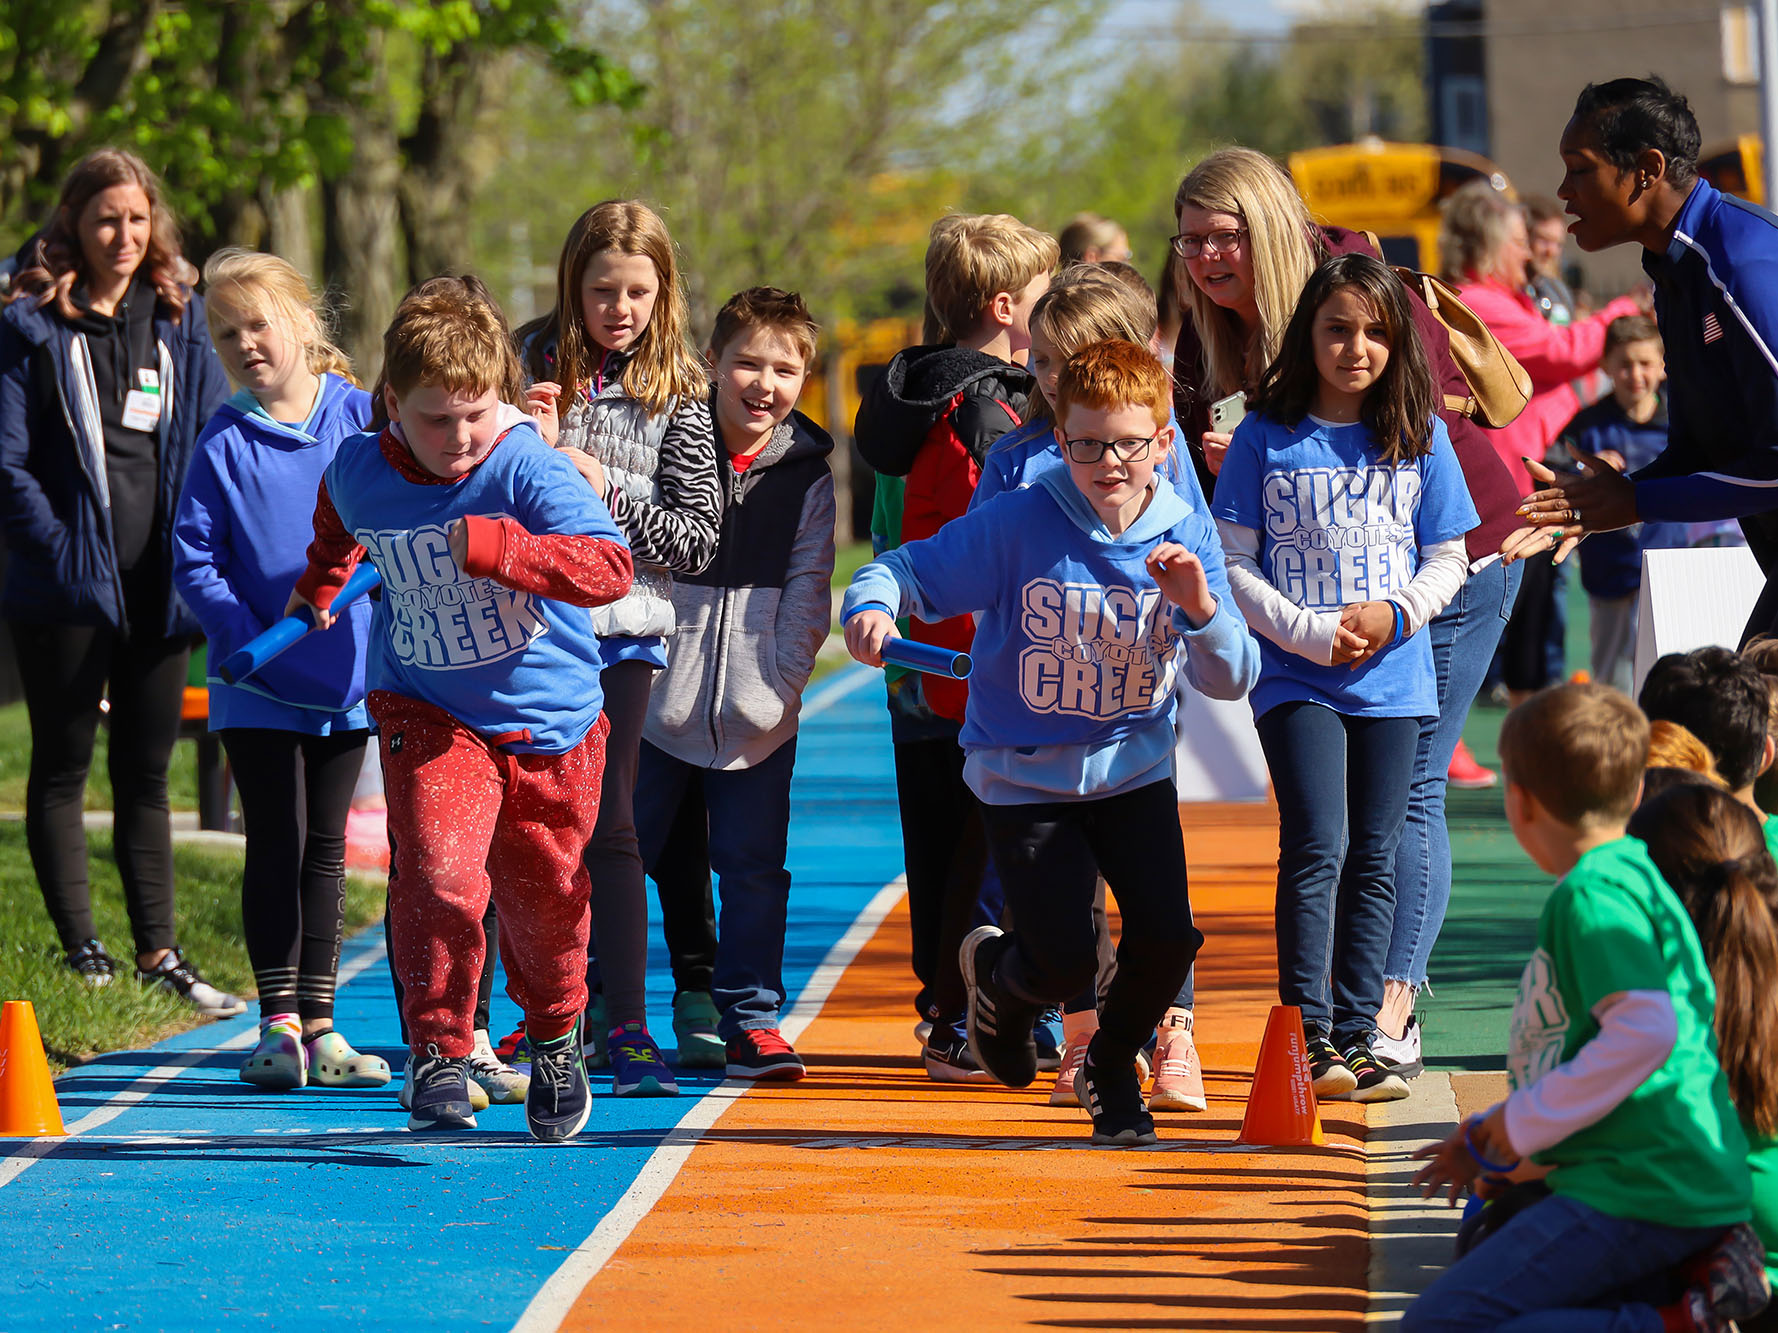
[1169,146,1523,1073]
[0,148,235,1008]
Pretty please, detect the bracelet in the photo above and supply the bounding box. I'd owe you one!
[1463,1118,1520,1174]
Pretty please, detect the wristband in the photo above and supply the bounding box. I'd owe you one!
[1389,601,1405,644]
[1463,1117,1519,1174]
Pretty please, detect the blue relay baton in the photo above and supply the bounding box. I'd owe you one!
[217,564,382,685]
[880,637,972,680]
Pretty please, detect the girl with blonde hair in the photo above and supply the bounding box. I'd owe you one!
[172,248,388,1092]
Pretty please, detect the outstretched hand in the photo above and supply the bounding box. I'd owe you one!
[844,609,897,668]
[1147,542,1216,627]
[1501,452,1636,566]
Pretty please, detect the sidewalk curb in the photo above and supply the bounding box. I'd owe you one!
[1367,1070,1461,1325]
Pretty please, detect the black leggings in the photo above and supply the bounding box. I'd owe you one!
[1501,550,1561,693]
[980,779,1202,1067]
[583,658,655,1026]
[10,616,188,957]
[221,728,369,1022]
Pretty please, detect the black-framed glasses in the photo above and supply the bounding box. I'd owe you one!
[1169,227,1247,259]
[1062,434,1159,465]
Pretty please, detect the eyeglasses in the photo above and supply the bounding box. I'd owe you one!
[1062,434,1158,464]
[1169,227,1247,259]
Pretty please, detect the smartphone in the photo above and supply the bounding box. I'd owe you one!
[1209,391,1247,435]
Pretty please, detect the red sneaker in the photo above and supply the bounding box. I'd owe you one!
[725,1028,806,1081]
[494,1021,529,1063]
[1447,739,1498,790]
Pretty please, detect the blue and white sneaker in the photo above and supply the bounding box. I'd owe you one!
[609,1021,679,1096]
[526,1028,593,1143]
[1034,1008,1064,1072]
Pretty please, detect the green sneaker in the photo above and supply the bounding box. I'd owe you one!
[581,993,610,1070]
[672,991,726,1069]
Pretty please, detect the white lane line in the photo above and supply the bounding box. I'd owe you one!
[798,663,876,720]
[0,935,389,1190]
[510,874,907,1333]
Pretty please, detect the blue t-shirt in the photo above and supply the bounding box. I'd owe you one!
[1212,412,1477,719]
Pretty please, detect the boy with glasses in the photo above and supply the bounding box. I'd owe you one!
[842,341,1258,1144]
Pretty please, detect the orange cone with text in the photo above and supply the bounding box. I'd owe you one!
[0,1001,66,1136]
[1238,1004,1324,1147]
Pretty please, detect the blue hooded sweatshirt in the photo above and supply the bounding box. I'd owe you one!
[969,412,1210,516]
[843,469,1258,804]
[323,417,627,754]
[173,374,374,733]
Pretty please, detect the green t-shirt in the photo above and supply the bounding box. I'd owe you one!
[1764,813,1778,864]
[1507,836,1751,1226]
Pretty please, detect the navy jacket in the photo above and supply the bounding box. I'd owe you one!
[1635,179,1778,570]
[0,288,228,635]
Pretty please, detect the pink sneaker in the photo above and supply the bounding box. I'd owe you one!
[1148,1013,1206,1111]
[1447,739,1498,790]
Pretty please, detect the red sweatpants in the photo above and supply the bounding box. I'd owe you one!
[373,690,607,1057]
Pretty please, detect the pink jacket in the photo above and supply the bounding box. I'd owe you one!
[1455,277,1640,496]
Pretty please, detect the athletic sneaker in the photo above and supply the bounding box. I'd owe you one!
[672,991,726,1069]
[241,1016,306,1090]
[1033,1008,1064,1072]
[1050,1027,1092,1107]
[407,1048,477,1132]
[609,1021,679,1096]
[1447,738,1498,790]
[1307,1034,1358,1098]
[65,938,117,987]
[306,1031,391,1088]
[525,1028,592,1144]
[136,947,246,1017]
[1073,1040,1157,1146]
[1148,1013,1207,1112]
[1338,1043,1410,1103]
[960,925,1040,1089]
[400,1055,490,1111]
[467,1029,528,1103]
[580,994,610,1070]
[1372,1015,1424,1079]
[725,1029,806,1081]
[923,1036,993,1084]
[1665,1222,1773,1329]
[495,1021,530,1065]
[913,1019,933,1047]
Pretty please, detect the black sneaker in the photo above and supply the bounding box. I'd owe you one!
[407,1047,477,1132]
[136,947,246,1017]
[1338,1042,1410,1103]
[1073,1037,1157,1146]
[922,1037,994,1084]
[66,938,118,987]
[527,1027,593,1143]
[1307,1033,1358,1098]
[960,925,1040,1088]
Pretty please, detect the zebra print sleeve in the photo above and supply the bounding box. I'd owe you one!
[604,393,722,575]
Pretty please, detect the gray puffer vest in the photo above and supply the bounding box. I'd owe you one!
[558,383,676,638]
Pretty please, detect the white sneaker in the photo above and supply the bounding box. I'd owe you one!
[1371,1015,1423,1079]
[400,1053,492,1111]
[135,947,246,1017]
[468,1029,529,1104]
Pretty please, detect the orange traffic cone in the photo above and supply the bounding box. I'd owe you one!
[1238,1004,1324,1147]
[0,1001,67,1136]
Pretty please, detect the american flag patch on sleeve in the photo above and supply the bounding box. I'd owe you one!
[1704,311,1725,343]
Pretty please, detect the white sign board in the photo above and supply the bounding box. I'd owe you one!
[1174,688,1272,803]
[1632,546,1766,697]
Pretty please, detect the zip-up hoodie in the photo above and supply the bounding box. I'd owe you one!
[644,406,836,770]
[854,343,1033,725]
[173,374,374,733]
[0,287,228,635]
[843,469,1258,804]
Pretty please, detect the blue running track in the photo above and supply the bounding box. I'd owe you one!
[0,667,903,1333]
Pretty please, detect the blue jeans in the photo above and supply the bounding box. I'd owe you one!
[634,737,797,1039]
[1401,1192,1719,1332]
[1255,702,1420,1049]
[1388,558,1523,986]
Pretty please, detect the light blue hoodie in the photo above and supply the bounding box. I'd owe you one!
[843,469,1257,803]
[173,374,374,733]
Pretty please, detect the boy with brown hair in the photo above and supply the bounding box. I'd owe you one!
[290,274,634,1141]
[635,287,836,1080]
[844,340,1257,1144]
[1408,682,1760,1329]
[854,212,1059,1078]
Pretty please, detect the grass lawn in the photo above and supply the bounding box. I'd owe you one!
[0,700,202,812]
[0,822,385,1071]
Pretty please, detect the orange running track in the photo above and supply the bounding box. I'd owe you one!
[558,804,1371,1331]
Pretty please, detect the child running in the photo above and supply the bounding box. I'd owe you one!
[843,340,1257,1145]
[171,249,385,1092]
[290,275,634,1140]
[1405,685,1760,1331]
[515,200,720,1093]
[969,264,1209,1113]
[1212,253,1476,1103]
[635,287,836,1080]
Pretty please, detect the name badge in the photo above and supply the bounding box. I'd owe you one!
[137,368,160,391]
[122,389,163,432]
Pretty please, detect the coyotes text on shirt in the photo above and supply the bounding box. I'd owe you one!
[357,520,549,670]
[1261,464,1423,609]
[1016,578,1179,719]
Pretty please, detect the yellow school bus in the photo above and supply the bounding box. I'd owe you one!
[797,315,924,444]
[1288,139,1514,271]
[1700,134,1767,205]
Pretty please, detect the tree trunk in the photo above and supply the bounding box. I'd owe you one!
[321,38,402,374]
[397,45,508,285]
